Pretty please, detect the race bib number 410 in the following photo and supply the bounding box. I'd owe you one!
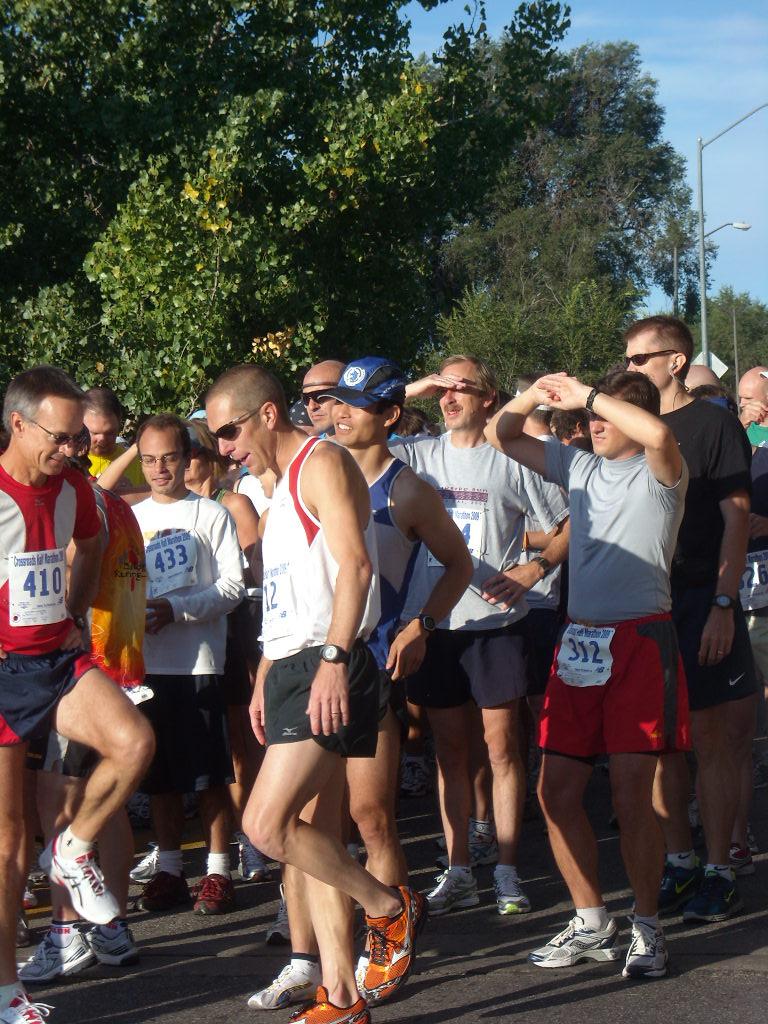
[556,623,616,687]
[8,548,66,627]
[740,549,768,612]
[145,531,198,598]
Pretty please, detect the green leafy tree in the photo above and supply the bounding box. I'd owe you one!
[691,287,768,389]
[0,0,570,410]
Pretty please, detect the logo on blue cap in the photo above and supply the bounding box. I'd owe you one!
[318,356,407,408]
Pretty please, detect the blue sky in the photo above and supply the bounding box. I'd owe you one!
[404,0,768,311]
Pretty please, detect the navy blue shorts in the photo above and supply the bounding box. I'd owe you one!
[0,649,95,746]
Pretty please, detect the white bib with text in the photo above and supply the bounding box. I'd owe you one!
[146,531,198,598]
[8,548,67,627]
[556,623,616,687]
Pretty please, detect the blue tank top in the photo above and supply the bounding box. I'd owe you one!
[367,459,420,670]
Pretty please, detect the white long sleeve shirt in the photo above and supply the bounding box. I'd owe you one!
[134,491,245,675]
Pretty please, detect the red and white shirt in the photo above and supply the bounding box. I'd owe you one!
[0,465,100,654]
[261,437,380,661]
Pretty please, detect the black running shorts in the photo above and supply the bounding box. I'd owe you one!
[265,641,379,758]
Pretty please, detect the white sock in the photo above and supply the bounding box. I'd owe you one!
[0,984,25,1011]
[291,954,319,973]
[59,826,93,858]
[447,864,472,877]
[634,913,659,931]
[666,850,695,870]
[206,852,231,878]
[705,862,734,881]
[49,920,76,947]
[576,906,610,931]
[157,849,183,877]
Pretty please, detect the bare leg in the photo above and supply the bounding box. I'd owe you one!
[482,702,525,866]
[150,793,184,853]
[284,861,319,956]
[303,761,357,1007]
[426,704,473,866]
[243,740,401,920]
[347,709,408,886]
[692,706,741,864]
[0,745,27,985]
[537,753,601,908]
[727,695,758,849]
[653,751,693,852]
[610,754,664,916]
[467,706,492,824]
[52,670,155,842]
[226,703,262,828]
[198,786,232,856]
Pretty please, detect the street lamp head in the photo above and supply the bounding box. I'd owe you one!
[731,222,751,231]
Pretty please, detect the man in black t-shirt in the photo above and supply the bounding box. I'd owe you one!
[625,315,756,924]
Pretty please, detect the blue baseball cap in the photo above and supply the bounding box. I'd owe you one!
[318,357,407,408]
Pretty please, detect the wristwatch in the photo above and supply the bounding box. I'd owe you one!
[416,614,436,633]
[70,613,87,631]
[531,556,552,577]
[320,644,351,665]
[712,594,737,610]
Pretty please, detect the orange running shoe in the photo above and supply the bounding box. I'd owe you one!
[288,986,370,1024]
[361,885,427,1004]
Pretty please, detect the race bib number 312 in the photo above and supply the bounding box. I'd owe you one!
[556,623,615,687]
[8,548,66,627]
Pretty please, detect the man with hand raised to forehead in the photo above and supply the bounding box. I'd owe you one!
[392,355,569,919]
[0,366,155,1024]
[486,369,689,980]
[625,316,757,924]
[206,365,426,1024]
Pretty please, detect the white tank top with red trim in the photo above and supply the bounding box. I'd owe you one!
[261,436,380,661]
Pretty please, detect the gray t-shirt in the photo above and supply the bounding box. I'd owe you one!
[544,444,688,623]
[519,435,570,611]
[390,434,559,630]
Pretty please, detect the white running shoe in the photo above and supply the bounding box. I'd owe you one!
[247,960,321,1009]
[129,843,159,884]
[85,924,140,966]
[237,835,272,882]
[425,869,479,916]
[529,916,622,968]
[18,930,96,983]
[265,885,291,945]
[0,991,54,1024]
[494,871,531,915]
[39,836,119,926]
[622,921,668,979]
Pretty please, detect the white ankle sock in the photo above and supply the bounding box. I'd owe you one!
[59,826,93,858]
[447,864,472,877]
[49,920,76,947]
[705,862,734,881]
[667,850,695,870]
[634,913,659,930]
[157,849,183,877]
[207,852,231,878]
[576,906,610,931]
[494,864,519,881]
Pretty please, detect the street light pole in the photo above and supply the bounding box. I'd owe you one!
[733,306,740,386]
[696,101,768,368]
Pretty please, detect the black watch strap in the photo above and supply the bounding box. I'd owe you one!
[585,388,599,412]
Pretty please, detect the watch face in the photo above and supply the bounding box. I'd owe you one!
[421,615,436,632]
[321,644,340,662]
[714,595,733,608]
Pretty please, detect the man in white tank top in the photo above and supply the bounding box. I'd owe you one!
[206,365,427,1024]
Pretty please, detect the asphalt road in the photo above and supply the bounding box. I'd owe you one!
[20,760,768,1024]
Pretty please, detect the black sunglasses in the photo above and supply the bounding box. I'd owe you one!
[301,389,337,406]
[212,409,260,441]
[26,417,80,446]
[623,349,678,368]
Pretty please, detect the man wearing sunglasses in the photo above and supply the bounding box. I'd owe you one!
[624,315,756,925]
[131,414,245,918]
[301,359,345,436]
[206,364,425,1024]
[0,366,155,1024]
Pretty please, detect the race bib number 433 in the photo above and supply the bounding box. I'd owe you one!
[556,623,615,687]
[9,548,66,627]
[145,531,198,598]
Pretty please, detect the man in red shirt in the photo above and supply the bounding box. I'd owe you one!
[0,366,154,1024]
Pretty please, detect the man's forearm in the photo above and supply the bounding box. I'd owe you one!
[68,547,102,616]
[325,558,372,649]
[486,392,538,447]
[537,520,570,569]
[717,507,750,597]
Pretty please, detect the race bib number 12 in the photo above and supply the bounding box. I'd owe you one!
[556,623,615,687]
[8,548,66,627]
